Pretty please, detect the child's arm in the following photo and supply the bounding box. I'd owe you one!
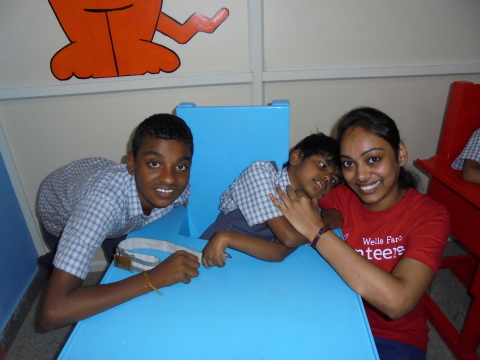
[202,230,295,268]
[40,250,200,331]
[462,159,480,184]
[266,216,309,247]
[266,209,343,248]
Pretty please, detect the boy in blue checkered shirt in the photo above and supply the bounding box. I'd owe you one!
[200,132,342,268]
[36,114,200,331]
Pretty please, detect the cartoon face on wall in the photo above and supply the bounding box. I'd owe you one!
[48,0,229,80]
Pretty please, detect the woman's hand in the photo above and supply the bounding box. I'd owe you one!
[269,185,324,242]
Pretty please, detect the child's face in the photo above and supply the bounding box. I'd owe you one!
[127,136,192,215]
[288,150,341,199]
[340,127,406,211]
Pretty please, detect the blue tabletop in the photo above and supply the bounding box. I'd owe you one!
[59,207,379,359]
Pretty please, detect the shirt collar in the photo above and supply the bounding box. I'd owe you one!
[279,166,291,188]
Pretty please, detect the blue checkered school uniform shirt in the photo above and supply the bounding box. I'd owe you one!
[452,128,480,170]
[219,160,290,227]
[37,158,190,279]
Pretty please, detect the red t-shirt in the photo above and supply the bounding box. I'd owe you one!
[319,183,450,351]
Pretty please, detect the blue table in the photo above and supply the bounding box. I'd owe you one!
[58,207,379,359]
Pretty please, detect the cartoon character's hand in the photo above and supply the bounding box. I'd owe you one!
[157,8,230,44]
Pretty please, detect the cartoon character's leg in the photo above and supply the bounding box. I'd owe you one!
[49,0,118,79]
[107,2,181,76]
[157,8,229,44]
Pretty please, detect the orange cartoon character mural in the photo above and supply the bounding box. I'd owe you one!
[49,0,229,80]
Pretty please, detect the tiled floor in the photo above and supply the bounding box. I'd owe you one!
[4,240,478,360]
[5,272,104,360]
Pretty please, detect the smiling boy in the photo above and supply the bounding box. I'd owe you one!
[36,114,200,331]
[200,132,343,268]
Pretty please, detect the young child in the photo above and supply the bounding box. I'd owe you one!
[271,107,449,359]
[36,113,200,331]
[451,127,480,184]
[200,132,342,268]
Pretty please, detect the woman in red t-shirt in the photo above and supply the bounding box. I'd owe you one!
[270,107,449,360]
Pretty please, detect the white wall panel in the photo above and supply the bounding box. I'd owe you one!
[264,0,480,69]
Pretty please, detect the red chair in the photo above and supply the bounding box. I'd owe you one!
[416,81,480,360]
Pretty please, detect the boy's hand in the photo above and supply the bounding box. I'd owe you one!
[202,232,229,268]
[149,250,200,287]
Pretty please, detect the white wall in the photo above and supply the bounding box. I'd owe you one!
[264,1,480,68]
[1,0,479,269]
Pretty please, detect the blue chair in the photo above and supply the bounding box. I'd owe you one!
[175,100,290,238]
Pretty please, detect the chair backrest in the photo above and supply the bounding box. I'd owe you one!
[437,81,480,161]
[175,101,290,238]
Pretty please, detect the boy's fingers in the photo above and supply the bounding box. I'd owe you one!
[203,256,218,269]
[176,250,199,262]
[211,255,222,268]
[201,255,211,268]
[187,266,199,278]
[206,255,225,268]
[188,256,201,269]
[217,258,226,267]
[202,260,210,269]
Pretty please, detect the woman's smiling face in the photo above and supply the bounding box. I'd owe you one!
[340,126,407,212]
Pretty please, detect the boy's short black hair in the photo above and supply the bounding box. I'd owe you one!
[131,114,194,157]
[283,132,340,170]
